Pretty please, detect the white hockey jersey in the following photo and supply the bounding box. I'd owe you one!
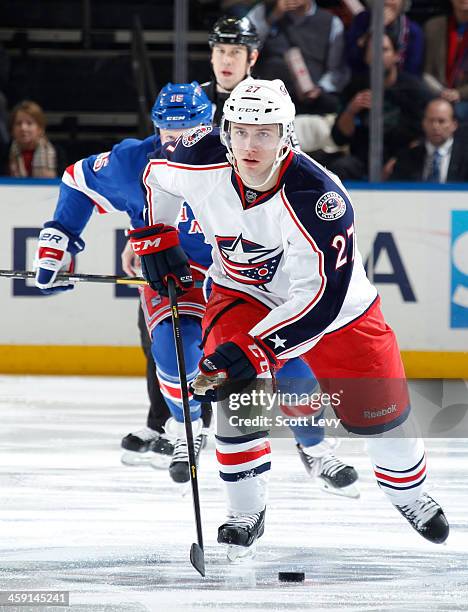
[143,126,377,360]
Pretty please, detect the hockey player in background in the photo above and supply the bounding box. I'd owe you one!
[130,78,449,560]
[32,81,358,495]
[201,15,260,125]
[33,83,213,484]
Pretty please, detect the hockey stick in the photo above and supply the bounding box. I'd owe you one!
[0,270,203,287]
[167,276,205,578]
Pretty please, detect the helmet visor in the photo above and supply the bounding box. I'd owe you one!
[229,122,282,151]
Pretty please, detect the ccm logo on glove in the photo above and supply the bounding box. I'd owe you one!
[130,236,162,254]
[247,342,270,374]
[127,224,192,295]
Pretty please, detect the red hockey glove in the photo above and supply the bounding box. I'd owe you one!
[192,332,278,401]
[128,224,193,296]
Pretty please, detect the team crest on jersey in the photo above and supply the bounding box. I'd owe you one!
[182,125,212,147]
[315,191,346,221]
[216,234,283,291]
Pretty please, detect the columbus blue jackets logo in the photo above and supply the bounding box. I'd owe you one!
[216,234,283,291]
[182,125,212,147]
[316,191,346,221]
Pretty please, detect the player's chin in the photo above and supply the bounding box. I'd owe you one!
[239,159,261,173]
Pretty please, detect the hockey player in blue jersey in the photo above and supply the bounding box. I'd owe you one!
[33,82,213,484]
[33,80,358,496]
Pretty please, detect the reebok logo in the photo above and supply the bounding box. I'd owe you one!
[363,404,397,419]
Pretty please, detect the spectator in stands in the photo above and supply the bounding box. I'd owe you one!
[221,0,259,18]
[8,100,57,178]
[346,0,425,76]
[328,32,434,180]
[423,0,468,121]
[247,0,349,114]
[390,97,468,181]
[0,43,10,170]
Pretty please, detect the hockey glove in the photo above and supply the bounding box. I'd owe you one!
[128,224,192,296]
[34,221,85,294]
[192,332,278,402]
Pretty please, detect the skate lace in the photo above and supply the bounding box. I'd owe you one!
[320,454,346,478]
[172,433,205,462]
[225,512,262,530]
[399,494,439,529]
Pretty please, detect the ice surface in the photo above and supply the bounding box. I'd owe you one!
[0,376,466,612]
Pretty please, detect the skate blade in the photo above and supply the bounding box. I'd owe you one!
[226,542,257,563]
[320,480,360,499]
[150,454,172,470]
[120,451,154,466]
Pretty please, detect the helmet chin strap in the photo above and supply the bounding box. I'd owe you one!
[228,140,291,190]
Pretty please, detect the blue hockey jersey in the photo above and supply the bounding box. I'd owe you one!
[53,135,212,269]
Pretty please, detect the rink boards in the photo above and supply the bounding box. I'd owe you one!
[0,179,467,377]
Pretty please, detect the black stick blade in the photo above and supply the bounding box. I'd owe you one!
[190,543,205,577]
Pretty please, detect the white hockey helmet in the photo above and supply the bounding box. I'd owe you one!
[220,78,296,188]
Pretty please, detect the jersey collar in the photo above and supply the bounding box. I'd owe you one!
[230,150,295,210]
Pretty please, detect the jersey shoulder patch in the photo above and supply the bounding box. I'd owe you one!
[284,152,353,226]
[163,127,227,168]
[315,191,347,221]
[181,125,212,147]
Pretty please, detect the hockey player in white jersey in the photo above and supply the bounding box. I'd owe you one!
[31,79,356,495]
[129,78,449,559]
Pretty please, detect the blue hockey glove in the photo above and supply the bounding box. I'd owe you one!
[33,221,85,294]
[128,223,193,296]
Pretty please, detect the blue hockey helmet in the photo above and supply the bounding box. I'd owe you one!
[151,81,212,130]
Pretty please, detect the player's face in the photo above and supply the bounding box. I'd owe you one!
[12,111,43,150]
[159,127,186,145]
[230,122,281,185]
[422,100,458,147]
[211,44,255,91]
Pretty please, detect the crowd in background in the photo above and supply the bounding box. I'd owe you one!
[0,0,467,182]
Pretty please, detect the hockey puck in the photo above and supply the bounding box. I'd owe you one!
[278,571,305,582]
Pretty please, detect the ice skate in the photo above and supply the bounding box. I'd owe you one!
[296,443,360,499]
[168,431,207,483]
[395,493,449,543]
[121,427,173,467]
[218,509,265,562]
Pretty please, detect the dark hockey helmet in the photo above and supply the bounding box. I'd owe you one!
[151,81,212,130]
[208,16,260,54]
